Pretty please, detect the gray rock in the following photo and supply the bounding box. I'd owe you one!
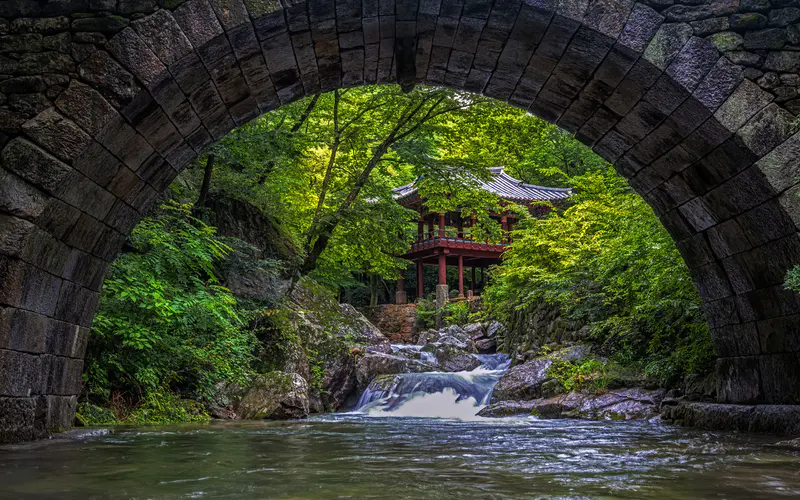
[434,344,481,372]
[475,337,497,354]
[729,13,769,30]
[236,372,310,420]
[355,352,436,388]
[490,358,553,403]
[320,352,357,411]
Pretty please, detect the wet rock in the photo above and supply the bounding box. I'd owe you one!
[683,372,716,402]
[236,372,310,420]
[355,352,436,388]
[320,351,357,411]
[475,337,497,354]
[481,388,666,420]
[416,329,442,346]
[434,344,481,372]
[339,303,391,353]
[490,358,553,403]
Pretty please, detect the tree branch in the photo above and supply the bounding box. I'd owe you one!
[290,93,321,133]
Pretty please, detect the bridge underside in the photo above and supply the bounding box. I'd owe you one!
[2,0,800,442]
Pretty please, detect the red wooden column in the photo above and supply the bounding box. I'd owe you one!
[438,213,446,238]
[417,217,425,242]
[438,253,447,285]
[416,259,424,299]
[458,255,464,297]
[427,217,434,239]
[501,215,509,243]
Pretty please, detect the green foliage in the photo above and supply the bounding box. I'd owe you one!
[785,265,800,292]
[486,165,714,386]
[87,202,257,406]
[125,389,210,425]
[547,357,609,393]
[444,301,471,327]
[75,403,119,426]
[415,298,437,330]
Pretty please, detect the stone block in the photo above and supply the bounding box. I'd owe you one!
[714,80,774,133]
[98,117,156,171]
[55,81,119,137]
[106,28,169,91]
[0,396,35,444]
[104,200,140,235]
[20,228,70,276]
[0,307,47,354]
[0,214,36,259]
[716,356,762,403]
[92,226,127,262]
[132,9,194,66]
[62,249,107,292]
[78,50,139,108]
[54,281,99,328]
[704,165,776,221]
[604,59,662,116]
[165,140,196,170]
[0,349,42,397]
[643,22,693,71]
[737,198,797,248]
[706,219,752,259]
[745,285,800,320]
[174,0,225,49]
[711,322,761,358]
[36,199,81,242]
[0,169,48,221]
[758,353,800,404]
[535,15,580,63]
[170,52,212,95]
[58,170,117,222]
[737,103,794,157]
[22,109,93,164]
[63,213,105,253]
[2,138,73,197]
[757,315,800,355]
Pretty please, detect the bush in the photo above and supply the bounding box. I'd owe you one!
[85,202,257,408]
[547,357,609,393]
[444,301,470,326]
[125,390,210,425]
[75,403,119,426]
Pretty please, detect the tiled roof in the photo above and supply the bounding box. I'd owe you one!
[393,167,572,203]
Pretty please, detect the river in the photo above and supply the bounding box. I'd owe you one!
[1,352,799,499]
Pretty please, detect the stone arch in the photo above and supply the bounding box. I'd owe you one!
[2,0,800,442]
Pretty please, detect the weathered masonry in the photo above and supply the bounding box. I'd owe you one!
[2,0,800,443]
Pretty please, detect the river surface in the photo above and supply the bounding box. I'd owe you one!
[2,351,799,499]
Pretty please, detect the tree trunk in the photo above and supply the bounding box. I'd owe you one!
[196,153,216,208]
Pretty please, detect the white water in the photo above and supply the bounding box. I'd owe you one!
[356,348,511,420]
[390,343,437,364]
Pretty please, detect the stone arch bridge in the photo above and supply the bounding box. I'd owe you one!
[1,0,800,442]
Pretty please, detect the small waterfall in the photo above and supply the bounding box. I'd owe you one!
[391,343,438,364]
[356,351,510,420]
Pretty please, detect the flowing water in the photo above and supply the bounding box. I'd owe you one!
[2,349,799,499]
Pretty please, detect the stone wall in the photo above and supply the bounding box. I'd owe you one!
[364,304,417,343]
[640,1,800,115]
[2,0,800,442]
[502,301,588,359]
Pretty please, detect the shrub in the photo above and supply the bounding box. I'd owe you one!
[86,202,257,407]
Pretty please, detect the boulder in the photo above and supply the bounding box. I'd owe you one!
[416,329,442,346]
[236,372,310,420]
[339,303,391,353]
[320,351,357,411]
[463,322,484,338]
[434,344,481,372]
[550,344,592,362]
[355,352,437,388]
[490,358,553,403]
[480,388,666,420]
[475,337,497,354]
[683,372,716,402]
[485,321,504,338]
[477,399,562,418]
